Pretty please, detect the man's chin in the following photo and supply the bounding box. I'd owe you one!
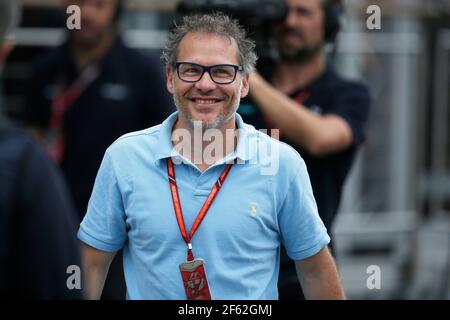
[72,36,98,48]
[279,45,322,63]
[71,31,108,48]
[189,118,221,130]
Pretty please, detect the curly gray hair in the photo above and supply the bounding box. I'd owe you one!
[161,12,258,73]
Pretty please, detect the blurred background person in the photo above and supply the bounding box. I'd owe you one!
[24,0,173,220]
[239,0,371,299]
[22,0,174,299]
[0,0,81,299]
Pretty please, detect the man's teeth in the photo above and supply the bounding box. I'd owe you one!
[194,99,218,104]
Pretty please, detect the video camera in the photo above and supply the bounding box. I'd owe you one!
[176,0,288,58]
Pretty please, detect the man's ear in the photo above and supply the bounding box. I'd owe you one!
[166,66,175,94]
[240,72,250,98]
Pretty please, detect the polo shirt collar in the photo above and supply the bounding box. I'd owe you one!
[154,111,256,165]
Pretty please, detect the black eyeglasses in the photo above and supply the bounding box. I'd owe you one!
[175,62,243,85]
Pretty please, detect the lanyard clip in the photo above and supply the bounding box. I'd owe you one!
[187,243,194,261]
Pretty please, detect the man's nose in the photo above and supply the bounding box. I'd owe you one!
[285,10,298,28]
[194,71,217,91]
[80,2,97,21]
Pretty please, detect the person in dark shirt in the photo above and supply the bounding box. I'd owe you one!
[0,0,82,299]
[239,0,371,299]
[24,0,174,218]
[24,0,174,300]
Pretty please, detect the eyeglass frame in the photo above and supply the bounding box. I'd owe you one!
[174,62,244,85]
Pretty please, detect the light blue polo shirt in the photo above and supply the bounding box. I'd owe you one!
[78,112,330,299]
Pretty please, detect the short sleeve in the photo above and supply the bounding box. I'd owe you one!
[328,82,371,146]
[278,157,330,260]
[77,151,127,252]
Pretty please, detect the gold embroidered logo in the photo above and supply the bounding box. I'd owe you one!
[251,203,257,217]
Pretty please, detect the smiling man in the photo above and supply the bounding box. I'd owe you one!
[168,32,246,130]
[78,13,345,300]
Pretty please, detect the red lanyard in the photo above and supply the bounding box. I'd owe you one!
[167,158,233,261]
[294,89,310,104]
[264,89,310,139]
[47,65,100,163]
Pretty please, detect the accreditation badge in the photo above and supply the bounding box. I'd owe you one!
[179,258,211,300]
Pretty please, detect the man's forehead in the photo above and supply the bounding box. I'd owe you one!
[181,32,236,47]
[177,32,240,63]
